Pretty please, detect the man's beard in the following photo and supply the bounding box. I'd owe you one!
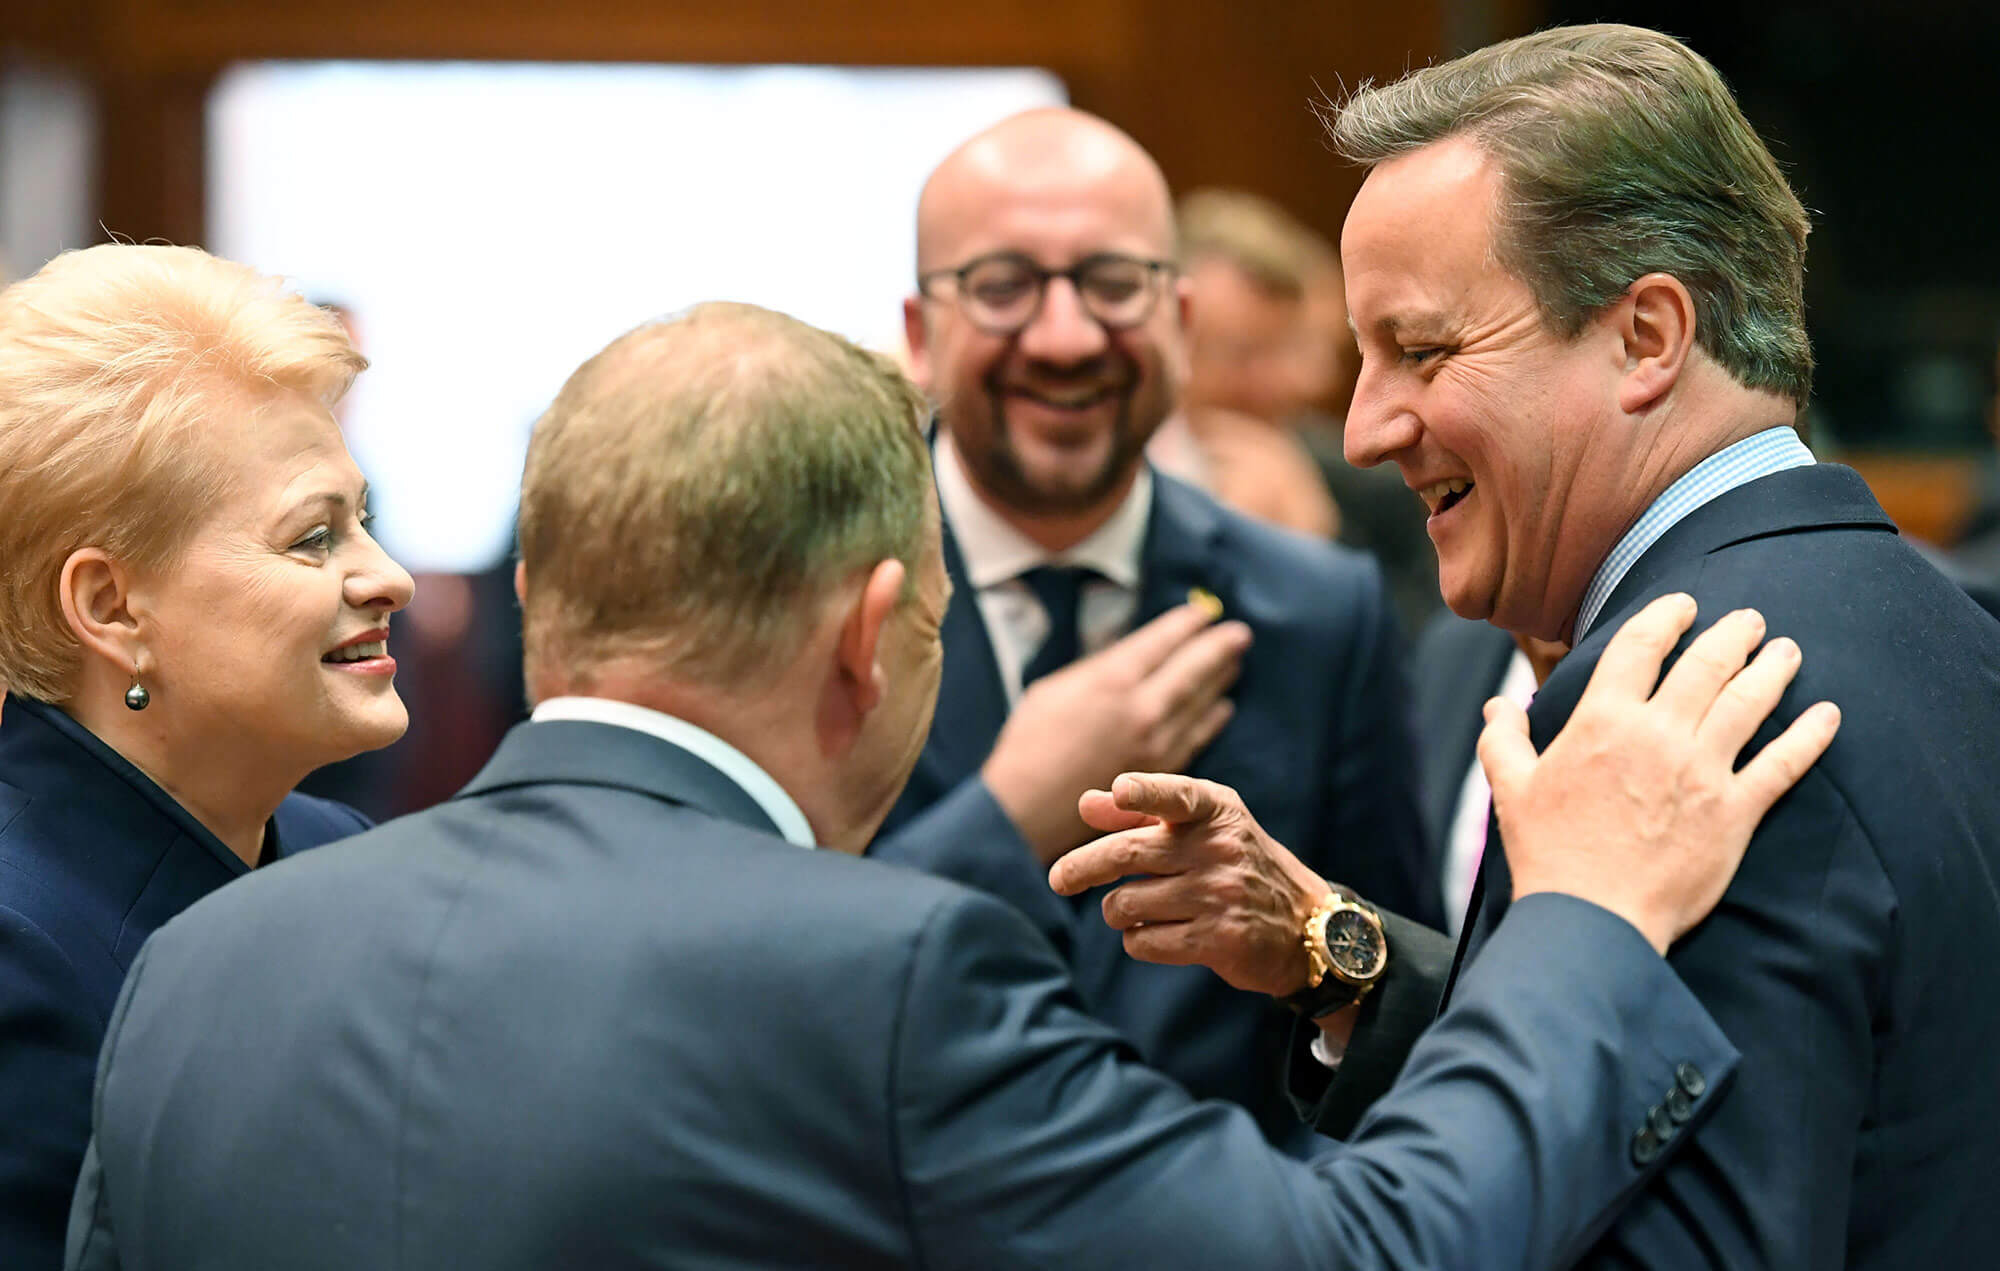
[965,377,1160,517]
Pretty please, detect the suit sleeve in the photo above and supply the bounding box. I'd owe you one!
[60,942,149,1271]
[869,778,1072,958]
[0,908,106,1269]
[1286,905,1454,1139]
[1571,772,1887,1268]
[890,889,1738,1270]
[1314,562,1440,928]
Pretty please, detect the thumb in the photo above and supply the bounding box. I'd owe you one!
[1475,696,1537,811]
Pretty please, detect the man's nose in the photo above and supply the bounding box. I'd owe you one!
[1017,277,1110,365]
[1343,360,1420,470]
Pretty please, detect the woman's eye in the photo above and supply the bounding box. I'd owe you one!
[292,527,333,553]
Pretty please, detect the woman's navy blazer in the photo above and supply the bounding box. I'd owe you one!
[0,697,368,1268]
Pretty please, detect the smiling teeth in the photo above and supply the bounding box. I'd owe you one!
[327,641,386,663]
[1419,479,1472,513]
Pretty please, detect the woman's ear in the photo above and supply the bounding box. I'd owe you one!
[59,548,144,674]
[1616,272,1698,415]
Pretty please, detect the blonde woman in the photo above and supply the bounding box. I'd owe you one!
[0,245,413,1266]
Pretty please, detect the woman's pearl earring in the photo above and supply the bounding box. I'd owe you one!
[124,678,150,711]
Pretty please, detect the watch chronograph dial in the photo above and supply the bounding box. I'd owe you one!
[1325,909,1387,979]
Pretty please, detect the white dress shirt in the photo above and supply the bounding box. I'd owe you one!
[933,429,1152,700]
[1440,648,1538,939]
[530,696,816,848]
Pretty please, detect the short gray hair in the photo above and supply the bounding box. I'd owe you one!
[518,302,934,693]
[1326,24,1813,405]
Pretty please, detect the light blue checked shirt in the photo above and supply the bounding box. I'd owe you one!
[1573,426,1816,640]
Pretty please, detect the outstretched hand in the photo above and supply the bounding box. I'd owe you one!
[1485,592,1841,953]
[1050,772,1328,997]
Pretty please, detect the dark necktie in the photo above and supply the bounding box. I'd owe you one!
[1019,565,1096,688]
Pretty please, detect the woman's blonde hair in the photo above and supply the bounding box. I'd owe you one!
[0,244,365,702]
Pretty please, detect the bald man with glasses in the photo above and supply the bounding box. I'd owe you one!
[869,107,1435,1156]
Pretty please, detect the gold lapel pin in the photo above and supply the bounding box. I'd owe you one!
[1187,587,1224,621]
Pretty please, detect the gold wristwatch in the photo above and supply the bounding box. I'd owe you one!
[1278,891,1389,1018]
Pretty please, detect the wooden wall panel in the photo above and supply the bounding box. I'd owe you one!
[3,0,1447,253]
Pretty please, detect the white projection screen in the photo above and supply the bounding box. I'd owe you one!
[208,62,1066,571]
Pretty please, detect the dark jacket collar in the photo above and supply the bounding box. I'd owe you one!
[454,718,785,840]
[0,696,274,876]
[1594,463,1896,640]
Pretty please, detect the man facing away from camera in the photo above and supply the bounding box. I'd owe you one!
[65,301,1838,1270]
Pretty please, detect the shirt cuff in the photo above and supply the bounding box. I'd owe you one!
[1310,1026,1346,1070]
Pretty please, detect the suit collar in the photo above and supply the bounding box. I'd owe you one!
[0,696,278,877]
[527,698,814,847]
[932,428,1150,589]
[456,717,785,841]
[1593,463,1895,639]
[1133,471,1235,628]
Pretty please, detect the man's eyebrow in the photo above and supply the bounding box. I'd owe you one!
[1353,311,1451,340]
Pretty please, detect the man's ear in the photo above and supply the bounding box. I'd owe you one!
[1617,272,1698,414]
[901,296,932,393]
[834,558,908,723]
[59,548,143,674]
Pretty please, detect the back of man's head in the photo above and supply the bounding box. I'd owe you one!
[518,302,932,700]
[1328,23,1813,406]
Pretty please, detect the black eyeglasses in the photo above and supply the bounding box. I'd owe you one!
[917,251,1175,336]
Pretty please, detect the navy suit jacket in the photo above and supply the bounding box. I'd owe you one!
[1440,464,2000,1268]
[872,470,1433,1152]
[69,717,1738,1270]
[1409,612,1517,855]
[0,698,366,1270]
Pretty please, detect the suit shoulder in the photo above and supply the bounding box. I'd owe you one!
[275,790,372,845]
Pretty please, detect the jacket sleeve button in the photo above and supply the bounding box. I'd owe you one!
[1675,1062,1707,1099]
[1631,1125,1663,1167]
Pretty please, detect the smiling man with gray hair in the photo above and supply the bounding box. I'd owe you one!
[1057,23,2000,1269]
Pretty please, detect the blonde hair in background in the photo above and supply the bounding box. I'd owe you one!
[1325,23,1813,404]
[517,301,933,696]
[1175,188,1336,302]
[0,244,366,703]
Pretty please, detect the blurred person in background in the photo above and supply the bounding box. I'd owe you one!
[1147,187,1337,537]
[1943,330,2000,618]
[1293,240,1444,636]
[0,244,414,1268]
[873,107,1432,1157]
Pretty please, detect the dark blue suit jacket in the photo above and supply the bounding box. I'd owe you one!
[0,698,366,1269]
[69,717,1737,1269]
[1455,464,2000,1268]
[872,470,1433,1152]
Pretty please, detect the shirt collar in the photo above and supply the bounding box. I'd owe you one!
[934,428,1150,591]
[1574,426,1816,640]
[528,696,816,848]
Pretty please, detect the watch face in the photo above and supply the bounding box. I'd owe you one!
[1325,909,1387,980]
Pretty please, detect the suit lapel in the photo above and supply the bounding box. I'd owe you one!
[1436,464,1896,1009]
[457,720,785,840]
[1137,473,1238,629]
[913,514,1012,796]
